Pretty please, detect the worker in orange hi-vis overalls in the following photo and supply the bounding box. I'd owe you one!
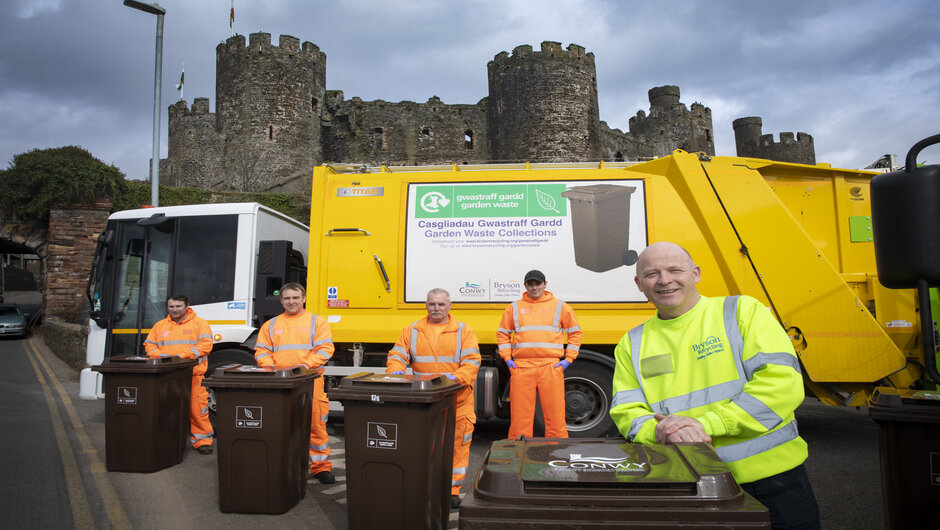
[144,294,215,454]
[254,282,336,484]
[497,270,582,439]
[386,288,481,510]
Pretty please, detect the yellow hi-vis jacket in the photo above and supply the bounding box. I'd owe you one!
[144,307,212,375]
[496,291,582,364]
[254,311,334,371]
[610,295,808,484]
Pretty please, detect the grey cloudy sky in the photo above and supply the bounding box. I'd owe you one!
[1,0,938,179]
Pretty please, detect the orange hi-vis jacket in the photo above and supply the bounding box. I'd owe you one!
[386,316,481,390]
[254,311,334,371]
[144,307,212,374]
[497,291,582,365]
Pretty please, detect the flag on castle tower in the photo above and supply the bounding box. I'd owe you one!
[176,64,184,100]
[229,1,234,29]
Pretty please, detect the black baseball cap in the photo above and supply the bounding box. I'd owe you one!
[524,270,546,283]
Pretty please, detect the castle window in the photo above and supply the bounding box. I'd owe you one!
[464,130,474,150]
[419,127,432,147]
[268,126,274,141]
[373,127,387,150]
[312,97,320,114]
[705,128,712,142]
[615,151,624,162]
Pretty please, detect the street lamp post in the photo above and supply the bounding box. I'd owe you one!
[124,0,165,207]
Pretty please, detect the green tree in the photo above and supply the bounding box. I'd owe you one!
[0,146,127,221]
[0,145,309,223]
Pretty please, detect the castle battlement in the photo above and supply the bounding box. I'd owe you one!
[733,116,815,164]
[490,41,594,66]
[163,33,812,193]
[218,32,326,64]
[168,98,213,120]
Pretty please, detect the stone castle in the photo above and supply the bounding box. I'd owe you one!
[160,34,814,192]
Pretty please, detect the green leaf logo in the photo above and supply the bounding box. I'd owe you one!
[535,189,560,213]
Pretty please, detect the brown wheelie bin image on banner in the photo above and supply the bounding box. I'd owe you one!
[561,184,637,272]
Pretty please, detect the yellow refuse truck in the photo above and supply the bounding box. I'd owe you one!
[307,150,931,437]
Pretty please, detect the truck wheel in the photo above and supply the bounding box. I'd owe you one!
[205,348,256,429]
[534,360,620,438]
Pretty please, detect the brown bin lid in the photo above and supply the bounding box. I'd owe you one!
[473,438,745,507]
[561,184,636,203]
[328,372,462,403]
[869,387,940,423]
[92,354,197,373]
[202,364,319,389]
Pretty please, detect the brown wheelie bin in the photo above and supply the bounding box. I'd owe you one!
[459,438,770,529]
[203,364,318,514]
[93,354,197,473]
[330,372,461,530]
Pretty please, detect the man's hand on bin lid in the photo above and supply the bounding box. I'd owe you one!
[505,359,516,369]
[554,360,571,371]
[444,373,457,380]
[653,413,711,444]
[390,371,404,375]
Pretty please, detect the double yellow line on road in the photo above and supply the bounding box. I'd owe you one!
[25,338,130,529]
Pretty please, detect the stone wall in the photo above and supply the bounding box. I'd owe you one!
[38,318,87,370]
[44,200,111,321]
[323,95,489,165]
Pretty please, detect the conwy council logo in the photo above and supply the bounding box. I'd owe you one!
[547,453,646,471]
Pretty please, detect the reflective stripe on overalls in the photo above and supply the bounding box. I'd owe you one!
[265,314,333,366]
[411,321,464,375]
[497,300,578,356]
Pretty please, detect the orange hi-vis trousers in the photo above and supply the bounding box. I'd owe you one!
[309,376,331,474]
[452,387,475,495]
[190,367,213,448]
[508,360,568,439]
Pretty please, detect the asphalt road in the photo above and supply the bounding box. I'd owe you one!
[3,334,888,529]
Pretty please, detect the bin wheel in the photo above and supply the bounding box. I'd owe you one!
[624,249,638,266]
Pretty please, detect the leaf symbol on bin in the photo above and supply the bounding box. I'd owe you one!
[245,409,254,419]
[122,388,131,397]
[377,425,388,438]
[536,189,560,213]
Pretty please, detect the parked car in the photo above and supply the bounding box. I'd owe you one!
[0,304,27,338]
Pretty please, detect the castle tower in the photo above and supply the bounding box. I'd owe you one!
[164,98,222,188]
[486,41,601,163]
[627,85,714,158]
[732,116,815,164]
[215,33,326,190]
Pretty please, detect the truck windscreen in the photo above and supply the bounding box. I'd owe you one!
[97,214,237,357]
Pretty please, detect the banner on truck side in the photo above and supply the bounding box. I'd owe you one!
[404,179,648,303]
